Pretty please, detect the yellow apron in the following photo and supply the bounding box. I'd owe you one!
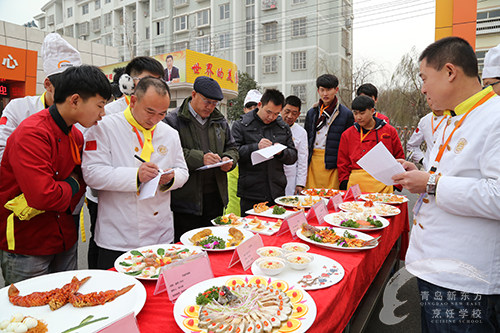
[306,149,339,189]
[347,169,393,193]
[223,166,241,216]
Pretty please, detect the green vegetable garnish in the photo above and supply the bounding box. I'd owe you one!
[340,219,360,228]
[130,250,144,257]
[61,315,109,333]
[214,216,231,225]
[124,270,143,276]
[367,216,383,228]
[198,235,226,249]
[176,248,190,254]
[119,261,133,267]
[272,206,286,215]
[196,286,221,305]
[157,248,165,256]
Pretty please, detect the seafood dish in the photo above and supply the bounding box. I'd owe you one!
[212,213,244,226]
[114,244,201,280]
[174,275,316,333]
[339,201,401,216]
[323,211,390,231]
[244,206,295,219]
[211,216,282,236]
[301,188,344,198]
[253,202,270,213]
[274,196,327,208]
[359,193,408,204]
[180,227,254,252]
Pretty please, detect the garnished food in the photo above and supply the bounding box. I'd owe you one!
[282,242,309,253]
[272,205,287,215]
[61,315,109,333]
[363,200,374,207]
[227,227,245,247]
[189,229,213,244]
[340,216,383,228]
[300,224,374,248]
[0,313,47,333]
[259,260,284,269]
[196,286,221,305]
[257,247,283,257]
[278,196,300,205]
[361,193,407,203]
[68,285,134,307]
[339,202,400,216]
[213,213,242,225]
[198,235,226,249]
[301,188,342,198]
[253,202,270,213]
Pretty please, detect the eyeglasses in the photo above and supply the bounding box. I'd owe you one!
[484,80,500,89]
[198,93,220,107]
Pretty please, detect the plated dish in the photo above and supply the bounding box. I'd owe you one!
[0,270,146,333]
[301,188,344,198]
[359,193,408,204]
[274,195,327,208]
[245,207,295,219]
[211,215,282,236]
[114,244,203,280]
[251,253,345,290]
[180,226,254,251]
[338,201,401,217]
[323,211,390,231]
[297,224,379,252]
[173,275,316,333]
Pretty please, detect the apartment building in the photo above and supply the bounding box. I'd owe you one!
[476,0,500,76]
[34,0,353,111]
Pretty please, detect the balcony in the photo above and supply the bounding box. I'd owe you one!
[477,18,500,35]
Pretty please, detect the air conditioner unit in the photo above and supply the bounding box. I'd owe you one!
[144,12,148,17]
[197,30,204,36]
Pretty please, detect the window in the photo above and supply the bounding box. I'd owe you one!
[174,41,188,51]
[263,22,277,42]
[196,36,210,54]
[65,25,74,37]
[39,17,45,29]
[104,12,111,26]
[174,0,187,6]
[293,0,306,3]
[155,0,165,11]
[145,27,150,39]
[82,4,89,15]
[95,0,101,10]
[342,28,350,50]
[219,3,229,20]
[292,51,306,71]
[103,34,112,46]
[197,10,209,27]
[342,0,351,19]
[67,7,73,18]
[174,16,187,32]
[263,55,278,73]
[92,17,101,31]
[105,0,111,3]
[156,21,164,35]
[155,45,165,55]
[291,85,306,103]
[47,14,54,25]
[291,18,306,37]
[219,32,230,49]
[79,22,89,36]
[262,0,277,10]
[92,39,101,44]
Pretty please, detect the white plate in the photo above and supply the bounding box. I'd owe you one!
[275,195,328,208]
[210,214,247,227]
[359,193,409,204]
[0,270,146,333]
[211,216,281,236]
[251,253,345,290]
[245,207,296,219]
[323,212,390,231]
[339,201,401,217]
[301,188,345,198]
[114,244,204,280]
[296,227,378,252]
[173,275,316,333]
[180,226,254,251]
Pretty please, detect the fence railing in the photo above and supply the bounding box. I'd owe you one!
[396,126,415,158]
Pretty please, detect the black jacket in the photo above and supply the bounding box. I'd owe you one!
[304,102,354,169]
[232,110,298,201]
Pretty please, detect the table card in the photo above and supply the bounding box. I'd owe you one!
[277,210,307,239]
[344,184,361,201]
[312,200,329,224]
[328,193,344,212]
[96,312,140,333]
[228,234,263,270]
[154,251,214,302]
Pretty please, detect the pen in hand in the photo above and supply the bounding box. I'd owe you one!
[134,154,160,173]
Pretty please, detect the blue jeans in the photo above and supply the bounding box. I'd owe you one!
[0,243,78,286]
[418,278,500,333]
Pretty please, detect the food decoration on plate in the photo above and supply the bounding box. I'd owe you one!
[253,202,270,213]
[300,224,375,248]
[276,196,323,208]
[0,313,48,333]
[188,227,245,249]
[117,246,200,278]
[359,193,408,204]
[339,201,401,216]
[272,205,287,215]
[183,277,309,333]
[324,211,388,230]
[213,213,243,226]
[340,216,382,229]
[301,188,343,198]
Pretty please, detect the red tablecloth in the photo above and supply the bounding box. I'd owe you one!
[135,203,409,333]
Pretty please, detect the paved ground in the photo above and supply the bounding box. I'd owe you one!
[1,190,422,332]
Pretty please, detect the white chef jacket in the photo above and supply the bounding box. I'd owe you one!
[406,112,448,169]
[313,104,339,149]
[406,87,500,295]
[284,123,308,195]
[82,112,189,251]
[105,96,128,115]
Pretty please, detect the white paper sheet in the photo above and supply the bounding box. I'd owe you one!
[251,143,286,165]
[195,159,233,171]
[356,142,406,185]
[139,169,174,200]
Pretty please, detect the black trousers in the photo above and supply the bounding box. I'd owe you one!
[86,198,99,269]
[173,191,224,243]
[96,247,125,270]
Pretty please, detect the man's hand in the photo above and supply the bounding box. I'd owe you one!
[396,159,418,172]
[204,152,221,165]
[138,162,160,183]
[220,156,233,172]
[258,138,273,149]
[392,170,430,193]
[159,169,174,185]
[294,186,304,195]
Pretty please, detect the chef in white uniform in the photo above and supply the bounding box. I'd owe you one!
[0,33,82,162]
[393,37,500,332]
[82,77,189,269]
[281,95,308,195]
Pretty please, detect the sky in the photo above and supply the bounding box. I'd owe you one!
[0,0,436,87]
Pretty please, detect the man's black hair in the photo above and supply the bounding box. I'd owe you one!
[53,65,111,104]
[47,72,63,89]
[244,102,258,109]
[419,37,478,78]
[316,74,339,89]
[356,83,378,99]
[261,88,285,108]
[135,76,171,100]
[285,95,302,112]
[125,56,164,78]
[166,54,174,61]
[351,95,374,112]
[111,67,125,99]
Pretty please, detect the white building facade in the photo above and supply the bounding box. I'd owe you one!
[476,0,500,77]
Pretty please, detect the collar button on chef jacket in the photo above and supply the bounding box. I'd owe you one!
[154,212,158,216]
[56,171,59,175]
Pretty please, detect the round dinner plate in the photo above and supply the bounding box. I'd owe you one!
[296,226,378,252]
[180,226,254,251]
[359,193,409,204]
[0,269,146,333]
[114,244,204,280]
[323,211,390,231]
[275,195,327,208]
[251,253,345,290]
[173,275,317,333]
[339,201,401,217]
[301,188,345,198]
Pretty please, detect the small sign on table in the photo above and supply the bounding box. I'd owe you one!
[305,200,329,224]
[328,192,344,211]
[277,210,307,239]
[96,312,140,333]
[228,234,263,270]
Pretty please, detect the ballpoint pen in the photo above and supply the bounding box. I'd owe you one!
[134,154,161,173]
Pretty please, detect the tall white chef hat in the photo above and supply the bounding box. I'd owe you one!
[244,89,262,107]
[41,33,82,77]
[482,44,500,80]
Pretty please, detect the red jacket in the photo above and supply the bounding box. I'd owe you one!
[375,111,390,124]
[0,107,85,255]
[338,119,404,182]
